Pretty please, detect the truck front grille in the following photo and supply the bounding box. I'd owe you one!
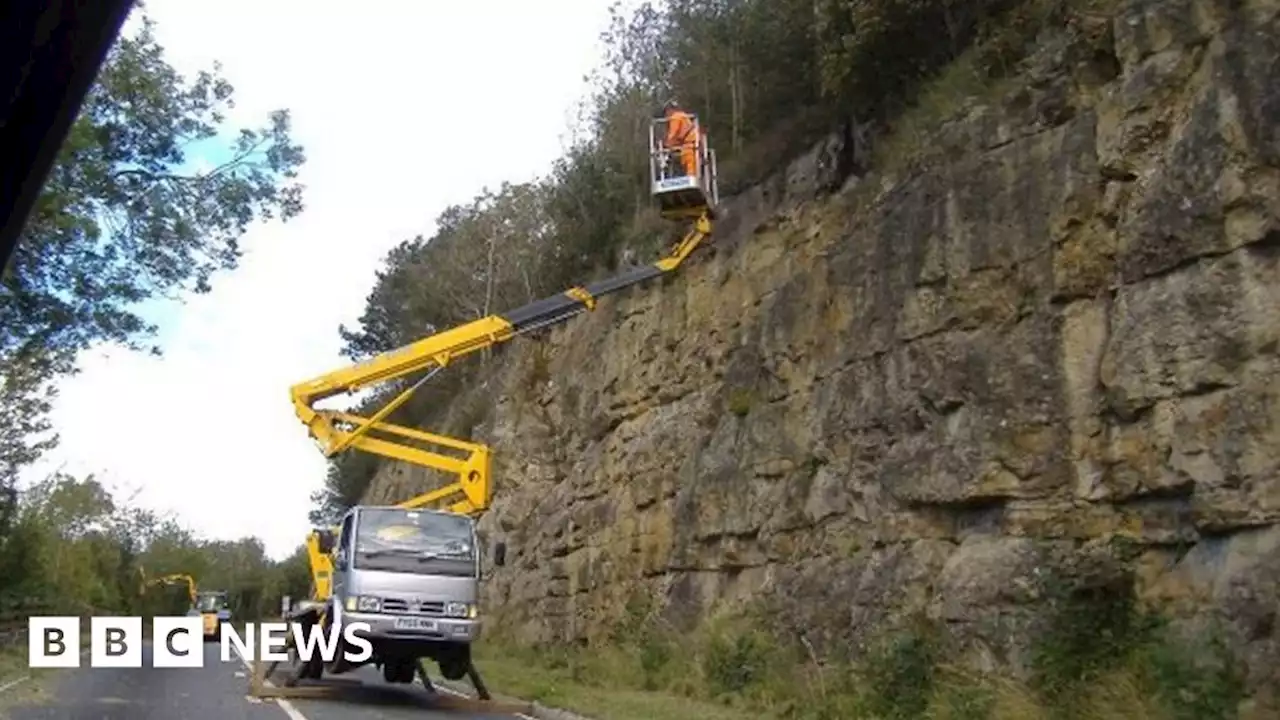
[380,598,446,616]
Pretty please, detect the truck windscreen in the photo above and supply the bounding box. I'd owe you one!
[355,509,474,561]
[196,594,227,612]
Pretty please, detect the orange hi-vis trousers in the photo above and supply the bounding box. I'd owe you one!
[664,140,697,176]
[665,111,699,177]
[677,142,697,176]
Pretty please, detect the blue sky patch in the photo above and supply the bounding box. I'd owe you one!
[126,132,248,351]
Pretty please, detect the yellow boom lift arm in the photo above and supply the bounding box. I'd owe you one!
[292,113,719,603]
[294,215,711,599]
[290,214,710,509]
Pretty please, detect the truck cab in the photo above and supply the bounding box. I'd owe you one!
[308,505,492,684]
[194,590,232,640]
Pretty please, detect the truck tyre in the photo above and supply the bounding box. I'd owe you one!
[295,609,325,680]
[300,653,324,680]
[383,660,415,684]
[438,646,471,681]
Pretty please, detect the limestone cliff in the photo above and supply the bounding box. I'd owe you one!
[364,0,1280,692]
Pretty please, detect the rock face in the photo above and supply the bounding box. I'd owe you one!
[363,0,1280,691]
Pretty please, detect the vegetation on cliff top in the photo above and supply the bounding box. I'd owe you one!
[313,0,1082,521]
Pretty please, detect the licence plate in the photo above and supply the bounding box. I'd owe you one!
[392,617,437,632]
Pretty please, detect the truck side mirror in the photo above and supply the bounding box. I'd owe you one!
[493,541,507,567]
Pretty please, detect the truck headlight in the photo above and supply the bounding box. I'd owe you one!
[345,595,380,612]
[445,602,474,618]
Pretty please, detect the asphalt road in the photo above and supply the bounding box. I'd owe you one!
[0,641,527,720]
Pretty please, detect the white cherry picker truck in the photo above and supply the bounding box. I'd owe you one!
[257,113,719,704]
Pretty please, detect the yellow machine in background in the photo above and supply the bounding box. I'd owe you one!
[140,570,197,607]
[139,569,230,640]
[275,114,719,703]
[194,590,233,639]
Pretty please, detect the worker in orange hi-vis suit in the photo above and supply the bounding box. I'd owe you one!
[663,99,700,177]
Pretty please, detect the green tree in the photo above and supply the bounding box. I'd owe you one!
[3,474,121,611]
[0,351,60,481]
[0,12,306,483]
[0,470,311,620]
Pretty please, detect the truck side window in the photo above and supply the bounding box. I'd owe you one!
[337,513,355,558]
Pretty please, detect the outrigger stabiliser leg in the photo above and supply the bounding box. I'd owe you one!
[247,628,517,712]
[414,658,492,702]
[466,661,492,701]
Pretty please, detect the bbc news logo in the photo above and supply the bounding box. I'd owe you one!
[29,617,374,668]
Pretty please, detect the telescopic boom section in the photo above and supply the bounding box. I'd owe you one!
[289,211,713,518]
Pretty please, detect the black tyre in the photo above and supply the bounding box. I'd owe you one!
[438,646,470,682]
[382,660,415,684]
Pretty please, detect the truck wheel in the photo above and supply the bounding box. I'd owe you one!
[281,646,303,687]
[300,654,324,680]
[293,613,324,681]
[382,660,415,683]
[438,646,470,681]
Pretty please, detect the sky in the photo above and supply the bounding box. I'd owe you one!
[21,0,622,560]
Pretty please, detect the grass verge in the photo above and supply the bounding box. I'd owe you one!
[0,639,68,712]
[0,644,27,686]
[470,578,1250,720]
[470,642,743,720]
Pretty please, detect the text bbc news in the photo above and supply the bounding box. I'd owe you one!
[27,616,373,668]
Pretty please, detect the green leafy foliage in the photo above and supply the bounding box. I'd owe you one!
[0,11,305,488]
[478,595,1247,720]
[1028,571,1247,720]
[337,182,561,362]
[857,626,943,718]
[0,474,311,620]
[0,352,60,481]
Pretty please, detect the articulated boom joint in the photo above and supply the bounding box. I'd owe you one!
[565,287,596,309]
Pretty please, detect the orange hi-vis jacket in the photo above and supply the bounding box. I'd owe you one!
[665,110,699,175]
[665,110,697,149]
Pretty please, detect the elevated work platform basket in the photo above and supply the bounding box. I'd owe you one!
[649,113,719,219]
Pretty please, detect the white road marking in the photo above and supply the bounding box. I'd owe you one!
[0,675,30,693]
[227,645,539,720]
[0,642,95,695]
[431,676,539,720]
[230,645,310,720]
